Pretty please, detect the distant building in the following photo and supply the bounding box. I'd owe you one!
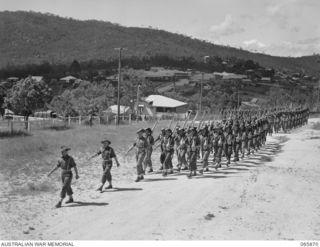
[261,77,272,82]
[59,76,77,83]
[7,77,19,83]
[213,72,246,80]
[105,105,132,115]
[144,69,190,82]
[31,76,43,82]
[138,95,188,119]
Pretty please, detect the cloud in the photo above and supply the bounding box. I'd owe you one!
[209,14,245,37]
[243,39,268,49]
[265,0,303,30]
[242,38,320,57]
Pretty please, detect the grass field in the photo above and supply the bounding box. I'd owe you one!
[0,120,172,196]
[1,120,177,238]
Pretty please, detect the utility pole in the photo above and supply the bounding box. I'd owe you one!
[114,48,125,125]
[237,81,240,109]
[136,83,141,122]
[317,79,320,112]
[200,72,204,114]
[200,56,210,114]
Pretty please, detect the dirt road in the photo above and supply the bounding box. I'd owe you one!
[4,119,320,240]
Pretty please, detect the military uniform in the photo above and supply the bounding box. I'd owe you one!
[188,128,200,176]
[162,129,175,176]
[200,128,211,173]
[144,128,154,173]
[177,130,189,171]
[133,129,147,181]
[57,154,77,199]
[96,146,116,187]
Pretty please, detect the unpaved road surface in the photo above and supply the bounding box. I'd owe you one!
[3,119,320,240]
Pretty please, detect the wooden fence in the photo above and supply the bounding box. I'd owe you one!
[0,112,225,134]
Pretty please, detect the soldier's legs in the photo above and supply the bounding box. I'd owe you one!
[136,152,145,179]
[215,146,223,169]
[233,144,240,161]
[144,149,153,172]
[163,152,173,176]
[226,146,232,165]
[188,152,197,177]
[99,163,112,190]
[159,152,165,170]
[201,150,210,172]
[60,174,73,199]
[213,146,218,163]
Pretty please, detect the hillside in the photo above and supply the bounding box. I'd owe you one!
[0,11,319,75]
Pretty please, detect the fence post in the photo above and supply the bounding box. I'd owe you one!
[27,121,31,132]
[98,116,101,125]
[106,115,109,125]
[68,116,71,126]
[79,116,81,125]
[10,120,13,134]
[129,114,131,124]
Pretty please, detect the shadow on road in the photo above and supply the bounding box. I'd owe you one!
[102,187,143,193]
[65,201,109,207]
[142,177,178,182]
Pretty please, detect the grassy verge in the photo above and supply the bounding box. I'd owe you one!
[0,129,30,138]
[311,121,320,130]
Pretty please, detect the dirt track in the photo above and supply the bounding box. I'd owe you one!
[3,119,320,240]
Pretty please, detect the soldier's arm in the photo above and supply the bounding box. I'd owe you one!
[74,166,79,179]
[126,142,136,155]
[70,157,79,179]
[47,166,58,177]
[88,150,101,160]
[111,148,120,167]
[47,161,60,177]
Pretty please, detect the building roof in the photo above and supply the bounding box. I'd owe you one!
[106,105,131,114]
[31,76,43,82]
[60,76,77,81]
[213,72,246,80]
[145,69,190,78]
[145,95,187,108]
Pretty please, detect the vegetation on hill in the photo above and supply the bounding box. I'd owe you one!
[0,11,320,76]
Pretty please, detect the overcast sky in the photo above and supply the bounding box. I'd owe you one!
[1,0,320,57]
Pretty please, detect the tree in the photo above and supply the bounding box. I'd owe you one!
[69,60,81,74]
[4,76,52,126]
[50,81,116,116]
[0,84,6,116]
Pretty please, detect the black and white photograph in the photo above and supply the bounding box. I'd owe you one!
[0,0,319,244]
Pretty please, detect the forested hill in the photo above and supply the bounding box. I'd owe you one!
[0,11,319,75]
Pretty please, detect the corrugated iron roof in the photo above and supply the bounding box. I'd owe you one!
[145,95,187,108]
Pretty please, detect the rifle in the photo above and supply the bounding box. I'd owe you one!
[151,119,159,132]
[182,111,191,129]
[168,117,174,129]
[197,111,206,130]
[191,111,199,128]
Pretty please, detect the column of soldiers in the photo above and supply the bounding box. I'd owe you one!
[126,107,309,180]
[49,106,309,207]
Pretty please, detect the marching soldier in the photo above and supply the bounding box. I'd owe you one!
[48,146,80,208]
[144,128,154,173]
[233,128,241,162]
[200,126,211,173]
[177,128,188,171]
[89,139,120,192]
[154,128,166,170]
[224,125,233,166]
[187,127,200,177]
[162,128,175,176]
[126,129,147,182]
[214,126,225,170]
